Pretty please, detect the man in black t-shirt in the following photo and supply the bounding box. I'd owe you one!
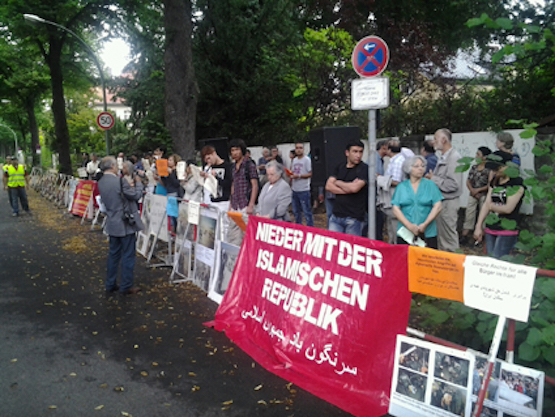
[200,145,233,212]
[325,140,369,236]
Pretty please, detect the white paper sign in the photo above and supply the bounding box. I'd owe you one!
[351,77,390,110]
[188,200,200,225]
[176,161,186,180]
[189,164,218,197]
[463,256,537,322]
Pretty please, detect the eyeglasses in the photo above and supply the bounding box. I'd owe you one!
[413,164,426,168]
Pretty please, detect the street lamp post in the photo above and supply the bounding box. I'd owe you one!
[0,123,19,161]
[23,13,110,155]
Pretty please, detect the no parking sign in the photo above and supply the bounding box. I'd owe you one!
[351,36,389,78]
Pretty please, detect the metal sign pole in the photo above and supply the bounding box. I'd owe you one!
[352,35,390,241]
[368,109,377,240]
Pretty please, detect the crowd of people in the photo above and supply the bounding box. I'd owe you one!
[4,128,526,296]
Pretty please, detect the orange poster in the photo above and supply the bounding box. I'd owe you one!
[227,211,247,232]
[408,246,465,302]
[156,158,169,177]
[70,180,99,218]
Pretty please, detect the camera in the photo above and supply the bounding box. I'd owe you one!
[123,211,136,226]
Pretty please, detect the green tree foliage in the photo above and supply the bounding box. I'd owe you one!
[64,89,106,156]
[411,7,555,406]
[300,0,509,76]
[0,29,50,164]
[284,27,360,131]
[380,83,489,137]
[467,2,555,129]
[112,1,171,153]
[194,0,303,145]
[0,0,120,174]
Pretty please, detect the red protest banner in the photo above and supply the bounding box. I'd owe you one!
[208,217,412,417]
[70,180,98,217]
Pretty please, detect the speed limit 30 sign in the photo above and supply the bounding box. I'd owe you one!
[97,111,115,130]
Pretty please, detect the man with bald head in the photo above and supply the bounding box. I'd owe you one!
[425,128,463,252]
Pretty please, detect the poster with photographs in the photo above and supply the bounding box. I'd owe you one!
[172,240,193,282]
[195,210,218,266]
[136,194,152,257]
[148,194,169,242]
[175,201,195,246]
[136,232,147,256]
[67,179,79,211]
[470,354,543,417]
[193,259,212,293]
[208,242,240,304]
[198,213,217,250]
[389,335,475,417]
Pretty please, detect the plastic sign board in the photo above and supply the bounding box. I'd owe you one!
[352,36,389,78]
[351,77,390,110]
[96,111,115,130]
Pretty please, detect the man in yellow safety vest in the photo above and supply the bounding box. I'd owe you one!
[3,157,30,217]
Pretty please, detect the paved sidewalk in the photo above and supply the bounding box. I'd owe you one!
[0,188,351,417]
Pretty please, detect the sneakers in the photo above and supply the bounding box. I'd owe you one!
[12,212,18,217]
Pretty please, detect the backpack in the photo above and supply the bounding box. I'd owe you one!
[244,158,261,205]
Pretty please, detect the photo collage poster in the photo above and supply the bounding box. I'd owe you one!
[192,209,219,293]
[136,193,152,257]
[470,354,543,417]
[207,241,240,305]
[148,194,169,243]
[171,201,195,283]
[389,335,544,417]
[67,179,78,212]
[136,193,169,258]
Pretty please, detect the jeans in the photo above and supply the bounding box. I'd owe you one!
[328,214,364,236]
[485,233,518,259]
[325,198,335,228]
[9,187,29,214]
[292,190,313,226]
[107,233,137,293]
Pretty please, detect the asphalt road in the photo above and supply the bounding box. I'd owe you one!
[0,188,353,417]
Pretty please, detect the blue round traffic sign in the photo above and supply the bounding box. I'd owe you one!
[352,36,389,78]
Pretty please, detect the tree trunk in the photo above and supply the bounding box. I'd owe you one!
[46,36,73,175]
[163,0,198,160]
[25,95,40,167]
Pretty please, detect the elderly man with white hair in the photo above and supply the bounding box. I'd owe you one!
[425,128,463,252]
[97,156,144,295]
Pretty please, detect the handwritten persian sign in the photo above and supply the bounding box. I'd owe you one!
[408,247,465,302]
[208,217,412,417]
[463,256,537,322]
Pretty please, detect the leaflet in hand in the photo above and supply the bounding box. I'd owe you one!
[397,226,426,247]
[176,161,186,180]
[189,164,218,197]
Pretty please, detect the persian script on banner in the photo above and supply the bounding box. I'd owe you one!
[208,218,412,417]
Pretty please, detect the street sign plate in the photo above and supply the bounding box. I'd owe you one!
[352,36,389,78]
[351,77,390,110]
[97,111,115,130]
